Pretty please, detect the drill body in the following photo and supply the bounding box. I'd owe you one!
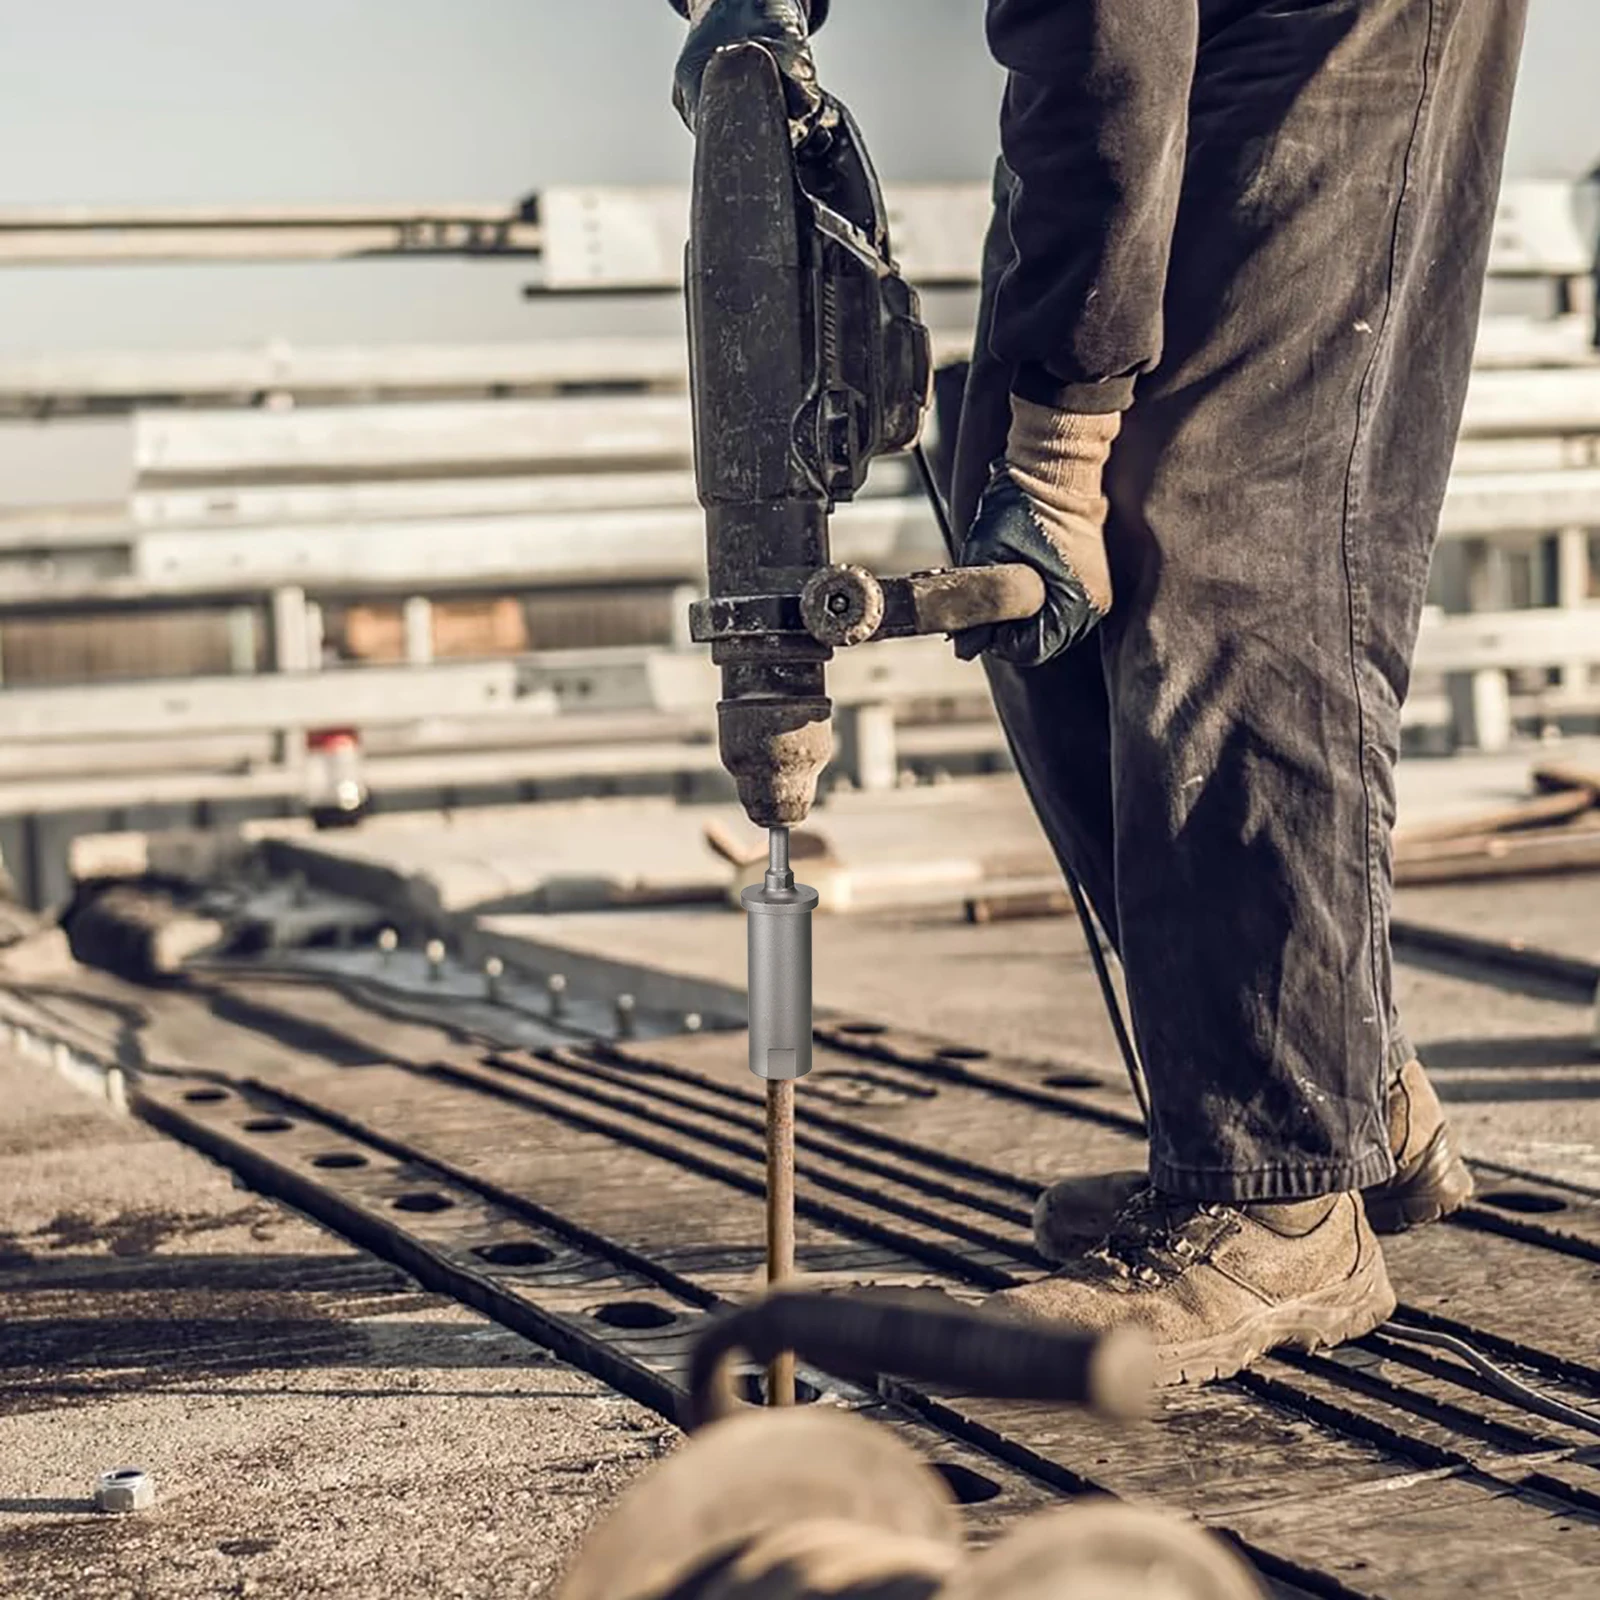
[686,43,931,829]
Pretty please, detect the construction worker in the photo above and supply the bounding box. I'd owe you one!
[671,0,1528,1382]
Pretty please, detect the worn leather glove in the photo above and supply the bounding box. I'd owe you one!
[669,0,829,142]
[954,398,1122,667]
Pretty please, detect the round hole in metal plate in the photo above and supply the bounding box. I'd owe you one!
[937,1046,989,1062]
[1042,1073,1101,1091]
[392,1191,454,1214]
[736,1371,821,1405]
[311,1151,368,1170]
[474,1241,556,1268]
[808,1070,915,1108]
[1478,1189,1567,1215]
[930,1463,1002,1505]
[242,1116,293,1134]
[591,1301,678,1330]
[835,1022,888,1036]
[183,1087,228,1103]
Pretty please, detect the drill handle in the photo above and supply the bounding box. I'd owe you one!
[799,563,1046,649]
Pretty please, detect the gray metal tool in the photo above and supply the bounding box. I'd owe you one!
[683,40,1045,1405]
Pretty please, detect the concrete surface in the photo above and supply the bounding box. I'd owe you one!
[0,1051,666,1599]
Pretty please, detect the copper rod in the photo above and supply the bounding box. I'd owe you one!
[765,1076,796,1406]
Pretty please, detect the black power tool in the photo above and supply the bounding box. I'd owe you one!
[684,41,1043,831]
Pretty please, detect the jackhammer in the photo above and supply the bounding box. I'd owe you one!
[683,41,1047,1403]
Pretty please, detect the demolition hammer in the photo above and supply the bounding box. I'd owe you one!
[682,43,1046,1402]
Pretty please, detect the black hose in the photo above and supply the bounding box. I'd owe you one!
[685,1286,1151,1431]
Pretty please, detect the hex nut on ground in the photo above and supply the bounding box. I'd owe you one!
[94,1468,154,1513]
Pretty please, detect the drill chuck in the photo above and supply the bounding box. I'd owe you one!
[742,828,818,1081]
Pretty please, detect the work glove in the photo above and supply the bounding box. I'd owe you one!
[669,0,831,145]
[954,398,1122,668]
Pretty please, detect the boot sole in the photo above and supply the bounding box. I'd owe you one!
[1362,1124,1475,1235]
[1151,1252,1397,1388]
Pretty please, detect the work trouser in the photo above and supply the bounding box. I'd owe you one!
[951,0,1528,1202]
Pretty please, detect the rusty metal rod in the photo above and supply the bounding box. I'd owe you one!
[765,1076,797,1405]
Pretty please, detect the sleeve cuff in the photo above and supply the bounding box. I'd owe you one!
[1011,361,1135,415]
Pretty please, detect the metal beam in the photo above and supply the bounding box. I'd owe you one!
[0,497,942,606]
[1440,468,1600,537]
[132,394,694,481]
[0,661,523,743]
[0,178,1586,284]
[124,368,1600,490]
[1461,369,1600,437]
[0,321,1574,417]
[0,634,993,748]
[0,204,541,265]
[1411,605,1600,674]
[0,466,1595,608]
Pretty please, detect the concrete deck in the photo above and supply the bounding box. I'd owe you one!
[0,1051,664,1598]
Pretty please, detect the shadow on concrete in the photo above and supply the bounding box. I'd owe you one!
[0,1251,565,1416]
[197,986,390,1066]
[1420,1034,1599,1072]
[0,1250,409,1294]
[1434,1074,1600,1104]
[1393,942,1595,1005]
[0,1498,92,1516]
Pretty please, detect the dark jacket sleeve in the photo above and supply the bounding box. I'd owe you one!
[987,1,1196,412]
[667,0,829,24]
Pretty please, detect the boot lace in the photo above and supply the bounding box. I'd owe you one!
[1088,1190,1235,1288]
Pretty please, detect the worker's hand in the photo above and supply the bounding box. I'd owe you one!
[671,0,828,144]
[954,400,1121,668]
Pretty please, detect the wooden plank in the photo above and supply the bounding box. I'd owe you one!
[1392,822,1600,886]
[1393,788,1597,846]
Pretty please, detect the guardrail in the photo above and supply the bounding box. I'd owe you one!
[0,177,1593,905]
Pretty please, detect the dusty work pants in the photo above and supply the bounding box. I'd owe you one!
[952,0,1528,1201]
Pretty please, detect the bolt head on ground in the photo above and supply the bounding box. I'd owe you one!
[94,1468,154,1513]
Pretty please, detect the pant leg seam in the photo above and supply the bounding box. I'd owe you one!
[1337,0,1443,1131]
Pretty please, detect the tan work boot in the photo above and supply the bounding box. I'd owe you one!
[1364,1056,1475,1232]
[995,1190,1395,1387]
[1034,1057,1473,1263]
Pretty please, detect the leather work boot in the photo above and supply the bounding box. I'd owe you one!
[994,1190,1396,1387]
[1034,1057,1473,1263]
